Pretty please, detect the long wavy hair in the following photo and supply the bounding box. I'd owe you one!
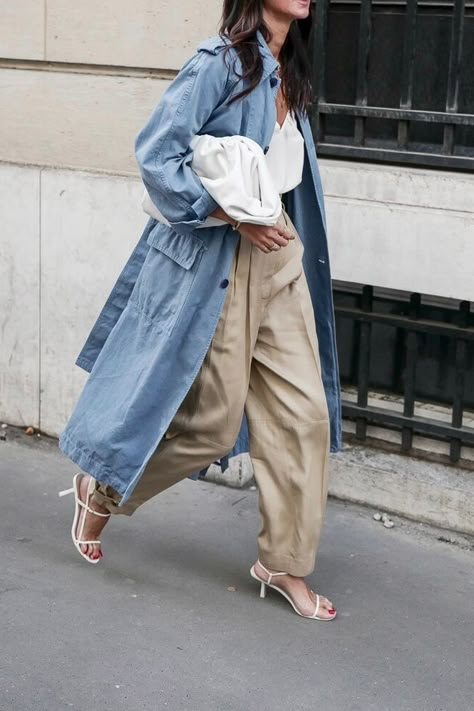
[219,0,313,115]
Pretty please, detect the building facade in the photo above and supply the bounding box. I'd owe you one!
[1,1,473,465]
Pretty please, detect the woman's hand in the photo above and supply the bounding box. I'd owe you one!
[209,207,295,253]
[238,221,295,253]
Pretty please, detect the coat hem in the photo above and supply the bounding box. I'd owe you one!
[75,355,93,373]
[59,430,127,505]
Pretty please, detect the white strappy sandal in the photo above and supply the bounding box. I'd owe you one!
[250,560,336,621]
[58,473,110,564]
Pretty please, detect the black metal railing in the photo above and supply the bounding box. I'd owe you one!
[334,286,474,462]
[311,0,474,170]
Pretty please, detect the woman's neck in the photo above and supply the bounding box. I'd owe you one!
[262,11,291,61]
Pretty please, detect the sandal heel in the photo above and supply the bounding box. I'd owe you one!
[58,487,74,497]
[260,582,267,599]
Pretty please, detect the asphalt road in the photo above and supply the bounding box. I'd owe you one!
[1,433,473,711]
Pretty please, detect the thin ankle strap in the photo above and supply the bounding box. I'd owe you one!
[77,497,110,518]
[257,559,287,584]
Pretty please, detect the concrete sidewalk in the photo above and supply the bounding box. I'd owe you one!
[1,433,473,711]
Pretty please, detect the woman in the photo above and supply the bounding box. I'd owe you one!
[59,0,342,621]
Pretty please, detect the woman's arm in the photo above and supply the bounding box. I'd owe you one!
[135,45,294,252]
[134,49,231,236]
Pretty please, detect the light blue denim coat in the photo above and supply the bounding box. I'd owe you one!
[59,31,341,505]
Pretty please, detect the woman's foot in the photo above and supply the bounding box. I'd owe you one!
[76,474,110,561]
[253,560,336,620]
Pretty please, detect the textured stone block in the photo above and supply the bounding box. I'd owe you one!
[39,169,145,435]
[0,0,44,60]
[0,165,40,428]
[47,0,222,69]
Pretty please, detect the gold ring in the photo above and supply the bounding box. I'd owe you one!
[270,243,280,251]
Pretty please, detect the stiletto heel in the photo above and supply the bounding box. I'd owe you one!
[250,560,336,621]
[59,473,110,564]
[58,487,74,497]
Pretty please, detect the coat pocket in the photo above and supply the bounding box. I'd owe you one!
[146,222,204,269]
[130,224,205,333]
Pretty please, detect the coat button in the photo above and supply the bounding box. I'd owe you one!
[220,279,229,288]
[263,146,269,155]
[270,76,279,88]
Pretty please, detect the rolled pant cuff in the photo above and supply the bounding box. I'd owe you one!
[258,552,316,578]
[92,487,135,517]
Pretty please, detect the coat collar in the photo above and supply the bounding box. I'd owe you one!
[197,31,279,81]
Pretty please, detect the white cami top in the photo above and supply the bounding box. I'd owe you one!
[265,110,305,195]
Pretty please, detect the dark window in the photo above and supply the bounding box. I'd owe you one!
[310,0,474,170]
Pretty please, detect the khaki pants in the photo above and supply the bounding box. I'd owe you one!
[93,208,330,577]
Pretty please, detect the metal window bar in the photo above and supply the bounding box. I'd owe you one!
[450,301,470,459]
[336,292,474,462]
[398,0,418,148]
[443,0,466,153]
[355,285,373,439]
[311,0,474,170]
[312,0,329,140]
[354,0,372,145]
[401,293,421,451]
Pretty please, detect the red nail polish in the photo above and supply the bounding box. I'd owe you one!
[329,609,336,614]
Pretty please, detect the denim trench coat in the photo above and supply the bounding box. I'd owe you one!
[59,30,342,505]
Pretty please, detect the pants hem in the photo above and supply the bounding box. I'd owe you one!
[92,488,135,517]
[258,552,316,578]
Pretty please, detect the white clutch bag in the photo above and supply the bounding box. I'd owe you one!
[141,134,281,228]
[189,134,281,225]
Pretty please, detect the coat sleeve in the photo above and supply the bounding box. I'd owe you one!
[134,49,231,236]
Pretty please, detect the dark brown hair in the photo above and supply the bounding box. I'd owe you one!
[219,0,313,115]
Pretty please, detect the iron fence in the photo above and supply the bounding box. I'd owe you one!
[310,0,474,170]
[334,286,474,461]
